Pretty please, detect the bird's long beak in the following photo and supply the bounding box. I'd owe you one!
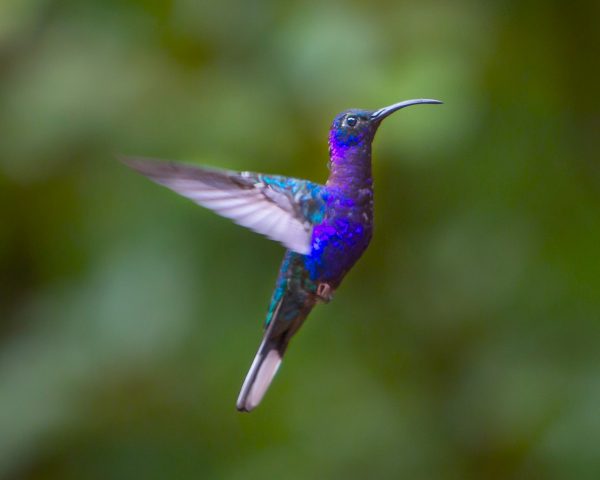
[370,98,443,122]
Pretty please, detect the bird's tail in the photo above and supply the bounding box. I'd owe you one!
[236,323,287,412]
[236,293,315,412]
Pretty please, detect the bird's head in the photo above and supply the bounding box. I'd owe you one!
[329,99,442,153]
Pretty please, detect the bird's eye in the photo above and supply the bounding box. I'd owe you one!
[346,115,358,127]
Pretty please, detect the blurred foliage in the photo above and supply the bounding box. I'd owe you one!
[0,0,599,479]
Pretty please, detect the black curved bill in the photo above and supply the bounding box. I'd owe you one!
[370,98,443,122]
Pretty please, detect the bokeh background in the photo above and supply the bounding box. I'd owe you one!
[1,0,598,478]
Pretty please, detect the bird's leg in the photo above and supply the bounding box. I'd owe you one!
[316,283,334,303]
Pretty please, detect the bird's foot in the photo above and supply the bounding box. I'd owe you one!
[316,283,334,303]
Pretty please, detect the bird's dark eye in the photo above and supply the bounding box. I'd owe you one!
[346,115,357,127]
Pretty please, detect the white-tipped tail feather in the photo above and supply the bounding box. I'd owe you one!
[236,283,316,412]
[236,342,283,412]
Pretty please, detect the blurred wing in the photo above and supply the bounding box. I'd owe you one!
[122,157,326,255]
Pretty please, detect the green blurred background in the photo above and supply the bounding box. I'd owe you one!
[1,0,598,478]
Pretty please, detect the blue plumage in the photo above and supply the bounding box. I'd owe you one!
[123,98,442,412]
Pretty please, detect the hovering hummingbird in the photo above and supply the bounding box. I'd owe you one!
[123,98,442,412]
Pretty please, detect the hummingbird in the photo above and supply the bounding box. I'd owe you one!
[123,98,442,412]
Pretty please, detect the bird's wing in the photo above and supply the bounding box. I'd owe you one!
[122,157,326,255]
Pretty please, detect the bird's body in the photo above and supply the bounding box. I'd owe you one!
[124,99,441,411]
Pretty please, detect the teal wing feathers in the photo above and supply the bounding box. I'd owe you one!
[122,157,326,255]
